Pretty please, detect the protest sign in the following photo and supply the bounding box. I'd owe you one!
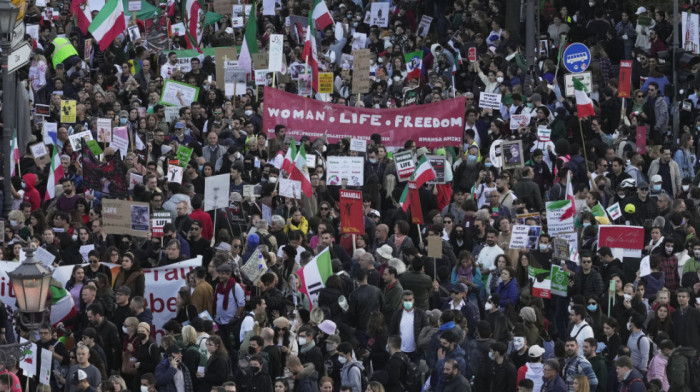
[255,70,269,86]
[349,138,366,153]
[128,0,141,11]
[60,100,76,123]
[127,25,141,41]
[176,145,193,167]
[224,63,246,97]
[96,118,112,143]
[428,235,442,258]
[550,265,569,297]
[68,130,93,151]
[598,225,645,257]
[144,16,168,52]
[403,86,420,106]
[426,155,446,184]
[682,12,700,54]
[351,32,367,50]
[537,127,551,142]
[129,173,143,190]
[112,126,129,157]
[326,156,364,186]
[501,140,524,169]
[545,200,575,235]
[517,212,541,225]
[417,15,432,37]
[528,266,551,298]
[79,245,95,263]
[552,238,570,260]
[395,151,416,182]
[160,80,199,106]
[213,0,232,15]
[352,49,371,94]
[29,143,48,158]
[215,47,238,82]
[268,34,284,72]
[369,2,389,27]
[204,174,230,211]
[510,114,530,129]
[564,72,593,96]
[85,140,103,156]
[509,225,541,250]
[150,210,172,238]
[318,72,333,93]
[606,202,622,221]
[478,93,501,110]
[242,185,257,199]
[636,125,647,154]
[167,164,184,184]
[241,249,268,283]
[557,232,580,263]
[298,73,312,96]
[618,60,632,98]
[279,178,302,199]
[339,190,364,234]
[102,199,150,237]
[263,87,465,148]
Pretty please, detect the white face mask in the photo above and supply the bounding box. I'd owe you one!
[245,110,253,116]
[496,77,504,83]
[298,337,307,346]
[122,326,128,334]
[393,76,401,82]
[626,322,632,331]
[568,305,572,314]
[488,352,496,360]
[484,302,494,311]
[623,294,633,302]
[141,386,149,392]
[683,185,690,192]
[513,337,525,350]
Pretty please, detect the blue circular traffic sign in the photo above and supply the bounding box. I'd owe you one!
[562,43,591,73]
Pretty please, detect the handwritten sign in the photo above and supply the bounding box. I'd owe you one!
[160,80,199,106]
[510,114,530,129]
[478,93,502,110]
[597,225,645,253]
[350,138,366,153]
[279,178,301,199]
[318,72,333,93]
[268,34,284,72]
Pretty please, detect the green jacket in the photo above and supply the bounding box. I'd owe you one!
[667,346,697,392]
[383,280,404,320]
[588,354,608,392]
[683,257,700,274]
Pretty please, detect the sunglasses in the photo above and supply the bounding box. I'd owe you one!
[232,245,241,248]
[320,207,329,211]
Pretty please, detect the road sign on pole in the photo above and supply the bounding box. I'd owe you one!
[7,42,31,74]
[11,22,24,50]
[562,43,591,73]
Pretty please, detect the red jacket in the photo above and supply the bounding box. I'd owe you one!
[189,209,213,240]
[22,173,41,211]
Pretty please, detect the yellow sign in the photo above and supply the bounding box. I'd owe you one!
[318,72,333,94]
[11,0,25,21]
[60,100,76,123]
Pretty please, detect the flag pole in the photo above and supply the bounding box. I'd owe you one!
[578,117,589,167]
[553,35,567,84]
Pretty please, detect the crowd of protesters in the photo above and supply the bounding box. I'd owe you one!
[3,1,700,392]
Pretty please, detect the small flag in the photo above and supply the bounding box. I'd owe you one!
[573,77,595,118]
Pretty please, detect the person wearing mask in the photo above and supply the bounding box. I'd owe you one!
[626,312,650,375]
[648,146,681,198]
[297,325,324,378]
[337,342,364,392]
[246,354,272,392]
[484,294,509,344]
[389,290,428,363]
[488,342,517,392]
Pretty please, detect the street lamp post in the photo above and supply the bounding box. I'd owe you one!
[0,0,18,217]
[0,247,52,369]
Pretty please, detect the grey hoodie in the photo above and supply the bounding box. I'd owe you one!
[340,359,364,392]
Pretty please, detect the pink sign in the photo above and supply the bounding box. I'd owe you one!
[598,225,645,250]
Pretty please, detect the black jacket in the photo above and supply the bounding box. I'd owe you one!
[247,370,273,392]
[347,284,383,332]
[93,318,120,371]
[385,351,409,392]
[443,374,471,392]
[389,307,428,353]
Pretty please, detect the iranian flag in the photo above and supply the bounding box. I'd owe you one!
[591,203,611,225]
[88,0,126,51]
[238,1,258,75]
[573,77,595,118]
[399,155,436,211]
[296,248,332,308]
[45,147,64,202]
[566,171,576,215]
[184,0,204,52]
[407,181,424,224]
[405,50,423,81]
[311,0,333,30]
[290,143,313,197]
[71,0,92,34]
[10,129,19,177]
[281,139,297,173]
[49,285,77,326]
[302,11,319,92]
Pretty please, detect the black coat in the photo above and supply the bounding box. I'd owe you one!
[389,308,428,353]
[672,306,700,353]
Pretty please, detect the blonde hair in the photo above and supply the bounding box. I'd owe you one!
[182,325,197,345]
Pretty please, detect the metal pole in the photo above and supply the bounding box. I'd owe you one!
[672,0,680,142]
[525,0,536,69]
[2,39,15,218]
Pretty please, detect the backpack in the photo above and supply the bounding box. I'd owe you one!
[350,363,369,392]
[636,334,655,367]
[399,354,422,392]
[688,355,700,391]
[186,343,208,367]
[229,311,254,350]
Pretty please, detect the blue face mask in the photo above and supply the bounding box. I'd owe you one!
[485,162,493,168]
[369,158,377,164]
[120,118,128,125]
[652,184,662,192]
[467,155,477,162]
[198,165,203,172]
[587,304,598,312]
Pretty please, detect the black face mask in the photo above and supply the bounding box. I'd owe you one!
[248,346,257,355]
[137,333,147,340]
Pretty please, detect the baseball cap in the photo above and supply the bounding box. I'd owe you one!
[635,6,647,15]
[115,286,131,296]
[72,369,88,384]
[528,345,545,358]
[651,174,662,183]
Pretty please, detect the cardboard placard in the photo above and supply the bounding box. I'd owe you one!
[215,47,238,83]
[427,236,442,258]
[213,0,232,15]
[352,49,371,94]
[102,199,151,237]
[252,52,269,70]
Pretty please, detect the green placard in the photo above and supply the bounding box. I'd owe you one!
[176,145,193,168]
[86,139,103,156]
[159,80,200,107]
[551,265,569,297]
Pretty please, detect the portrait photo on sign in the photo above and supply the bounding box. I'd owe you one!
[501,140,524,169]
